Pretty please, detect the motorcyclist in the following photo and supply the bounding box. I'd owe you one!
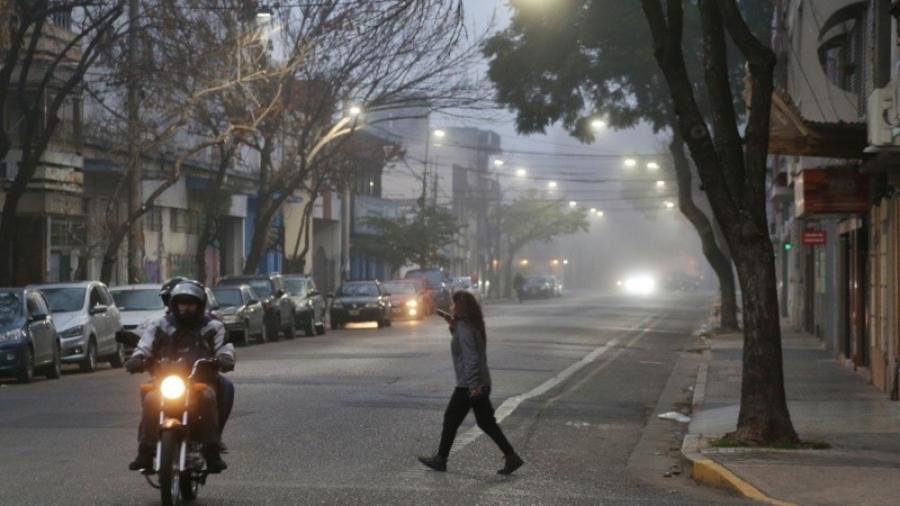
[125,281,235,473]
[159,277,235,451]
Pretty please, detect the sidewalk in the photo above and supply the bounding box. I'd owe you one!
[683,324,900,505]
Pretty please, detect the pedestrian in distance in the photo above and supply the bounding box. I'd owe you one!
[418,290,524,475]
[513,272,524,303]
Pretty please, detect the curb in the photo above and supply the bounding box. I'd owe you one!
[682,357,799,506]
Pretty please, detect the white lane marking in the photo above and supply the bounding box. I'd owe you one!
[450,335,623,454]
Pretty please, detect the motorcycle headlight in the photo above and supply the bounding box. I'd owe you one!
[160,375,186,400]
[0,328,25,343]
[59,325,84,338]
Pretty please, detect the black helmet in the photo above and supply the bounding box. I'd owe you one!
[168,281,207,325]
[159,276,186,306]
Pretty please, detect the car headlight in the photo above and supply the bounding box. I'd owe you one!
[160,375,186,400]
[0,328,26,343]
[331,300,344,308]
[364,301,379,308]
[222,314,239,324]
[405,300,417,308]
[59,325,85,338]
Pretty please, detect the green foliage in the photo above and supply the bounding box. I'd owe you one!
[499,189,590,254]
[353,205,459,274]
[483,0,771,140]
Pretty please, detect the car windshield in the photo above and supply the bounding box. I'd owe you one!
[284,279,307,296]
[222,278,272,297]
[0,292,24,329]
[339,284,377,297]
[523,277,545,286]
[382,282,415,294]
[40,287,85,312]
[111,288,164,311]
[211,288,244,307]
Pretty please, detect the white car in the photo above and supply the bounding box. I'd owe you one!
[449,276,481,302]
[28,281,124,372]
[109,284,167,353]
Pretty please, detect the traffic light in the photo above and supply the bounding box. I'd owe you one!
[783,241,792,251]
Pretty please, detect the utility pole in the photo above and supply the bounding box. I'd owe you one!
[126,0,143,283]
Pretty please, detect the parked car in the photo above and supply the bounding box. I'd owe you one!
[29,281,124,372]
[217,273,295,341]
[404,268,451,311]
[204,286,221,319]
[449,275,481,302]
[328,280,392,329]
[283,274,326,336]
[382,279,428,321]
[520,275,553,300]
[210,285,267,345]
[0,288,62,383]
[109,284,167,356]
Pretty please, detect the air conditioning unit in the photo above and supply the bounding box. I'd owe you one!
[868,87,895,146]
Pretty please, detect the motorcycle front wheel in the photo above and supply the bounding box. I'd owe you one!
[159,431,182,506]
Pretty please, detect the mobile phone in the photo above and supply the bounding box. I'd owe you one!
[435,308,451,319]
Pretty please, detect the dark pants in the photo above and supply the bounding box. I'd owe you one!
[437,386,515,459]
[139,387,219,446]
[215,375,234,436]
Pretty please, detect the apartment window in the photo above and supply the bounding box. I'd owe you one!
[145,208,162,232]
[50,218,85,248]
[170,209,199,234]
[817,3,865,93]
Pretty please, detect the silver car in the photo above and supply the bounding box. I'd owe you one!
[28,281,124,372]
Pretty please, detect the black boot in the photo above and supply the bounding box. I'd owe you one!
[417,454,447,472]
[497,452,524,475]
[203,444,228,473]
[128,444,154,471]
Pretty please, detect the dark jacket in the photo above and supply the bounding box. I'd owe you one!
[450,320,491,389]
[132,313,234,367]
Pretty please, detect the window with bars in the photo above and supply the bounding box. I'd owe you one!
[50,218,85,248]
[170,209,199,234]
[145,208,162,232]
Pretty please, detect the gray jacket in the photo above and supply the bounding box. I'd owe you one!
[451,320,491,389]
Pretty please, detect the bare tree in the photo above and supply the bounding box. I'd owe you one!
[84,0,294,282]
[233,1,490,273]
[0,0,125,285]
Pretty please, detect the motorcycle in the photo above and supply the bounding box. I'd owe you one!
[131,352,221,506]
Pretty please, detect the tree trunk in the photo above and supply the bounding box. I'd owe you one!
[668,130,739,330]
[730,237,793,443]
[640,0,797,445]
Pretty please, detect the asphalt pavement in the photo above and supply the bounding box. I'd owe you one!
[683,320,900,505]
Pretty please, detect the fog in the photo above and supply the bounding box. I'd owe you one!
[450,0,715,293]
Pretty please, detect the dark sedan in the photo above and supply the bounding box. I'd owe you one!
[328,281,392,329]
[210,285,267,345]
[0,288,62,383]
[382,279,427,321]
[520,275,553,300]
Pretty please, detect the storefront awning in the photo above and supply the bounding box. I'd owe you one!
[768,88,867,159]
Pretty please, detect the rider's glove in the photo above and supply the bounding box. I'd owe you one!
[217,354,235,372]
[124,356,144,374]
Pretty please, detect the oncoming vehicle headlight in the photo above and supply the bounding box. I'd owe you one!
[160,375,186,399]
[405,300,417,308]
[623,274,656,296]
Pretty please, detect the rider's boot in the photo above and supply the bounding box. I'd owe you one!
[203,443,228,473]
[128,443,154,471]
